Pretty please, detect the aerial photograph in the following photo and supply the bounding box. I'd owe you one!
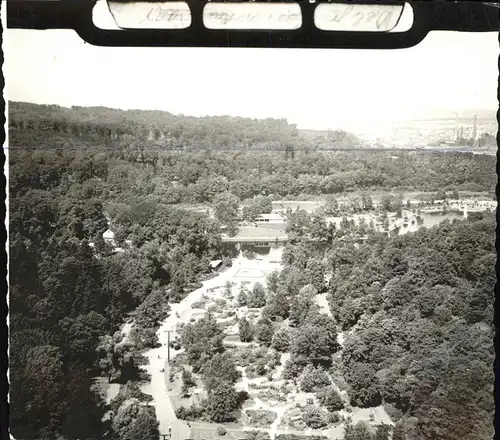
[6,5,497,440]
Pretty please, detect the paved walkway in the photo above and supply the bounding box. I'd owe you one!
[140,253,282,438]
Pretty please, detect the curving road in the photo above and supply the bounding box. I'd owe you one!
[140,256,259,439]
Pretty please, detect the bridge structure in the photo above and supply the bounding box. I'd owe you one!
[221,225,289,246]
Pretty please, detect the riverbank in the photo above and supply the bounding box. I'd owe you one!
[175,192,495,225]
[101,197,487,438]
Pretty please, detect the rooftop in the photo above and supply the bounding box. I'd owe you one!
[103,229,115,238]
[209,260,223,269]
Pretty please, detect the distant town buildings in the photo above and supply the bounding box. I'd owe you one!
[387,113,496,149]
[447,199,496,211]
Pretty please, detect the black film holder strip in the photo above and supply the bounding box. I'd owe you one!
[6,1,500,49]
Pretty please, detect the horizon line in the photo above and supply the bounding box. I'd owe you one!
[9,99,498,133]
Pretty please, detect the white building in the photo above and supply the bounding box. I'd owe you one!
[209,260,223,271]
[254,213,286,224]
[103,229,115,246]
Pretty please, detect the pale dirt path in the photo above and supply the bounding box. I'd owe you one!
[140,258,246,435]
[315,293,331,317]
[337,332,345,347]
[349,406,394,426]
[233,327,351,440]
[315,292,345,350]
[237,367,291,440]
[273,353,290,381]
[140,251,283,437]
[105,383,120,404]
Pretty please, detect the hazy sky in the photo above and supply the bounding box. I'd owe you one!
[5,2,498,135]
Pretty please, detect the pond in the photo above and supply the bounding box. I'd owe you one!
[393,210,465,236]
[326,210,466,234]
[222,211,467,256]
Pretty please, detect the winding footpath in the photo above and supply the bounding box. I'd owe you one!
[135,250,390,440]
[139,256,255,438]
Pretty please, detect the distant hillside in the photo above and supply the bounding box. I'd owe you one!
[299,129,367,149]
[9,101,296,150]
[9,101,364,151]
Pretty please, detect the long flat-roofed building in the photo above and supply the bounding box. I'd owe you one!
[254,213,285,224]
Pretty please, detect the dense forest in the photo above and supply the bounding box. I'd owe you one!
[171,210,495,440]
[9,104,496,204]
[9,101,301,150]
[9,151,224,439]
[273,213,495,440]
[9,101,367,151]
[8,102,496,440]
